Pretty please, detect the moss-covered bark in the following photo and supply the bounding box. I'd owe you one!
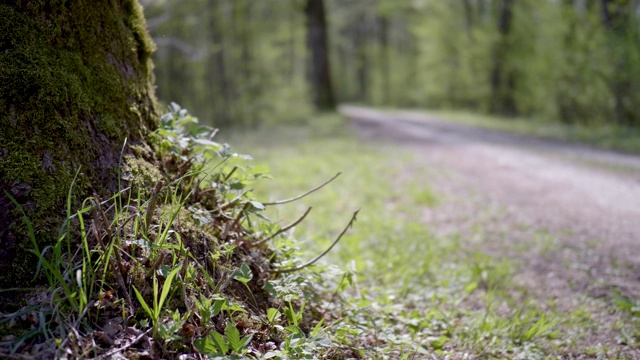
[0,1,159,293]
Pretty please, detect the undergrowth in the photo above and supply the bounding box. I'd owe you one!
[3,109,637,359]
[0,105,358,359]
[226,114,639,359]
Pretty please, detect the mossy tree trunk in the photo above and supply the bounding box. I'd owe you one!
[0,1,159,293]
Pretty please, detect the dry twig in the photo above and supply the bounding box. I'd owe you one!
[263,173,341,206]
[271,209,359,274]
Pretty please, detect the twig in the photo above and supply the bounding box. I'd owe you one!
[211,191,248,213]
[221,202,249,241]
[263,173,341,206]
[60,300,95,349]
[223,166,238,181]
[253,207,312,246]
[94,328,152,360]
[271,209,359,274]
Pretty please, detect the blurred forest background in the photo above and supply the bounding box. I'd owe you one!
[141,0,640,129]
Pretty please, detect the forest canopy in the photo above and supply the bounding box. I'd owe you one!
[143,0,640,128]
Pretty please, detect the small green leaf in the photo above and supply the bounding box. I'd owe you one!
[192,138,220,147]
[311,317,325,336]
[226,303,247,313]
[249,201,265,211]
[133,286,153,320]
[211,331,229,354]
[225,322,242,353]
[240,333,254,351]
[465,281,478,293]
[233,263,253,284]
[158,266,181,314]
[427,335,449,350]
[194,336,219,356]
[230,182,246,190]
[213,298,227,316]
[267,308,281,323]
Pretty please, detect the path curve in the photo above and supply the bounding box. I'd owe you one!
[341,105,640,296]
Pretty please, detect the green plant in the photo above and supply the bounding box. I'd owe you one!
[194,322,253,357]
[1,106,355,359]
[132,265,181,335]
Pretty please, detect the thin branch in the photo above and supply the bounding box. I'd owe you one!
[223,166,238,181]
[212,191,249,213]
[95,328,152,360]
[222,202,249,241]
[60,300,95,349]
[271,209,359,274]
[254,207,312,246]
[263,173,341,206]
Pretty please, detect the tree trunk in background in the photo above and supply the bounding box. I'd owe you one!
[208,0,231,126]
[379,14,391,104]
[490,0,517,115]
[599,0,638,125]
[461,0,475,37]
[304,0,336,110]
[0,1,159,295]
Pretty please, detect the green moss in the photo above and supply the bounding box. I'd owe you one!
[125,155,164,196]
[0,2,160,291]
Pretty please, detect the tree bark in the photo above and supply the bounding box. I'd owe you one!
[489,0,517,115]
[0,1,159,293]
[304,0,336,110]
[378,14,390,104]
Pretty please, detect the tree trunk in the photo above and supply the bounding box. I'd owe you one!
[489,0,517,115]
[304,0,336,110]
[208,0,231,126]
[0,1,159,293]
[378,14,390,104]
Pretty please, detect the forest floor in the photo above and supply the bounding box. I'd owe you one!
[341,105,640,357]
[226,108,640,358]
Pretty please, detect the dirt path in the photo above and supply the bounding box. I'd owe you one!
[341,105,640,301]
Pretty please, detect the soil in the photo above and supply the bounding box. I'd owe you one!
[342,105,640,357]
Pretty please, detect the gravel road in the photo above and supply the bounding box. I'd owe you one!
[341,105,640,299]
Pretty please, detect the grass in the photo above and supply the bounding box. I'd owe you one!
[3,108,639,359]
[225,113,640,358]
[0,107,360,359]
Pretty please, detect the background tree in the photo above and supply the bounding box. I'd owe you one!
[0,1,159,292]
[305,0,336,110]
[142,0,640,128]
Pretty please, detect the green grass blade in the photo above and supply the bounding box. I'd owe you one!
[158,265,181,315]
[133,286,153,321]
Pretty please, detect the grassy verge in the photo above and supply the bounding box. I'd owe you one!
[226,114,640,358]
[401,109,640,154]
[3,108,637,359]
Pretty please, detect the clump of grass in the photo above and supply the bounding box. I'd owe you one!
[0,105,357,359]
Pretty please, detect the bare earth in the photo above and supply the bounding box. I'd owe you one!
[341,106,640,356]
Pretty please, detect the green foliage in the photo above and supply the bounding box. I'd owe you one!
[194,322,253,357]
[148,0,640,131]
[1,106,356,358]
[144,0,312,128]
